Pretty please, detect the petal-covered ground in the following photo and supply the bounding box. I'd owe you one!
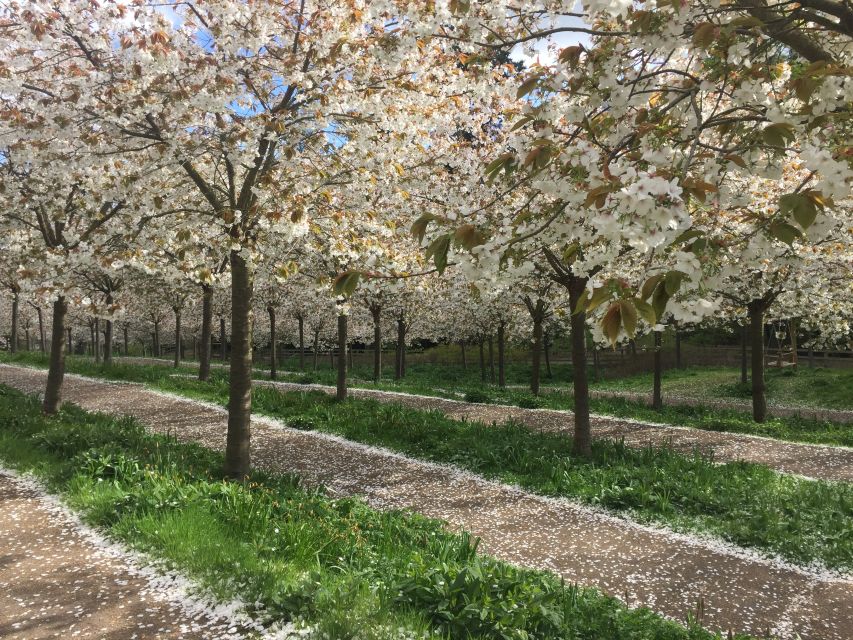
[1,365,851,639]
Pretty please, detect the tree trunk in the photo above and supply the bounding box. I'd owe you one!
[42,297,68,415]
[93,318,100,363]
[223,251,254,479]
[371,307,382,383]
[675,328,683,369]
[123,325,129,356]
[26,327,31,351]
[36,306,45,353]
[337,314,348,401]
[740,324,748,384]
[395,314,405,380]
[104,319,113,365]
[66,327,72,354]
[298,315,305,371]
[220,315,227,362]
[568,278,592,456]
[173,308,182,368]
[497,323,506,389]
[460,341,467,370]
[268,306,277,380]
[198,286,213,381]
[748,299,768,423]
[653,330,663,410]
[479,339,486,382]
[592,346,600,381]
[531,316,543,395]
[789,318,799,368]
[10,290,19,354]
[544,331,552,378]
[154,320,161,357]
[312,328,320,371]
[488,334,495,383]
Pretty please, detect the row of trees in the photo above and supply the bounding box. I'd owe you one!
[0,0,850,475]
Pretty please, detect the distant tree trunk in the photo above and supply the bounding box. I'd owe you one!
[104,294,114,366]
[740,324,748,384]
[592,346,600,381]
[312,328,320,371]
[488,334,495,383]
[268,306,277,380]
[297,315,305,371]
[748,299,768,423]
[337,314,348,401]
[531,315,543,395]
[479,339,486,382]
[123,325,129,356]
[93,318,100,363]
[66,327,72,354]
[629,339,637,357]
[26,326,32,351]
[395,313,406,380]
[223,250,254,480]
[567,276,592,456]
[36,306,45,353]
[544,331,552,379]
[371,305,382,383]
[329,343,334,368]
[220,315,227,362]
[789,318,799,369]
[199,285,213,381]
[497,323,506,389]
[173,307,182,368]
[10,288,19,354]
[154,320,161,357]
[42,297,69,415]
[653,330,663,410]
[675,328,683,369]
[460,341,467,370]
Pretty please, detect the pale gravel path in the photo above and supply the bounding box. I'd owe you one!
[1,365,852,640]
[254,379,853,483]
[0,473,249,640]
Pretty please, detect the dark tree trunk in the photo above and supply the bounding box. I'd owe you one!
[740,324,748,384]
[223,251,254,479]
[544,331,552,379]
[592,346,600,381]
[395,314,405,380]
[298,315,305,371]
[104,319,113,365]
[36,306,45,353]
[123,325,129,356]
[220,315,227,362]
[497,323,506,389]
[154,320,161,357]
[675,328,683,369]
[568,278,592,456]
[93,318,100,363]
[748,299,768,423]
[337,314,348,401]
[371,306,382,383]
[173,308,182,368]
[479,339,486,382]
[460,341,467,370]
[66,327,72,354]
[26,327,31,351]
[268,306,277,380]
[312,328,320,371]
[199,285,213,381]
[488,334,495,383]
[10,290,19,354]
[531,316,543,395]
[43,297,68,415]
[653,330,663,410]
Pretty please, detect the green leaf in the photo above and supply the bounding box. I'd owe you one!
[425,234,452,274]
[652,282,669,318]
[332,271,361,297]
[586,287,612,314]
[674,229,703,245]
[411,214,438,243]
[517,75,541,99]
[572,289,590,316]
[664,271,684,296]
[632,298,657,325]
[762,123,795,149]
[640,274,664,301]
[779,193,818,229]
[601,303,622,346]
[769,222,803,245]
[619,299,638,337]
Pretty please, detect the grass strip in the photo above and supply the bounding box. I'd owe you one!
[0,384,736,640]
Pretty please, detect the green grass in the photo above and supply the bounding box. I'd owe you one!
[0,385,738,640]
[3,352,850,573]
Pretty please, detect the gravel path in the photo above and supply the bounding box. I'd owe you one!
[253,379,853,483]
[1,365,852,640]
[0,471,260,640]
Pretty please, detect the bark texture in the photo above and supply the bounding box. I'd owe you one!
[199,285,213,381]
[42,297,68,415]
